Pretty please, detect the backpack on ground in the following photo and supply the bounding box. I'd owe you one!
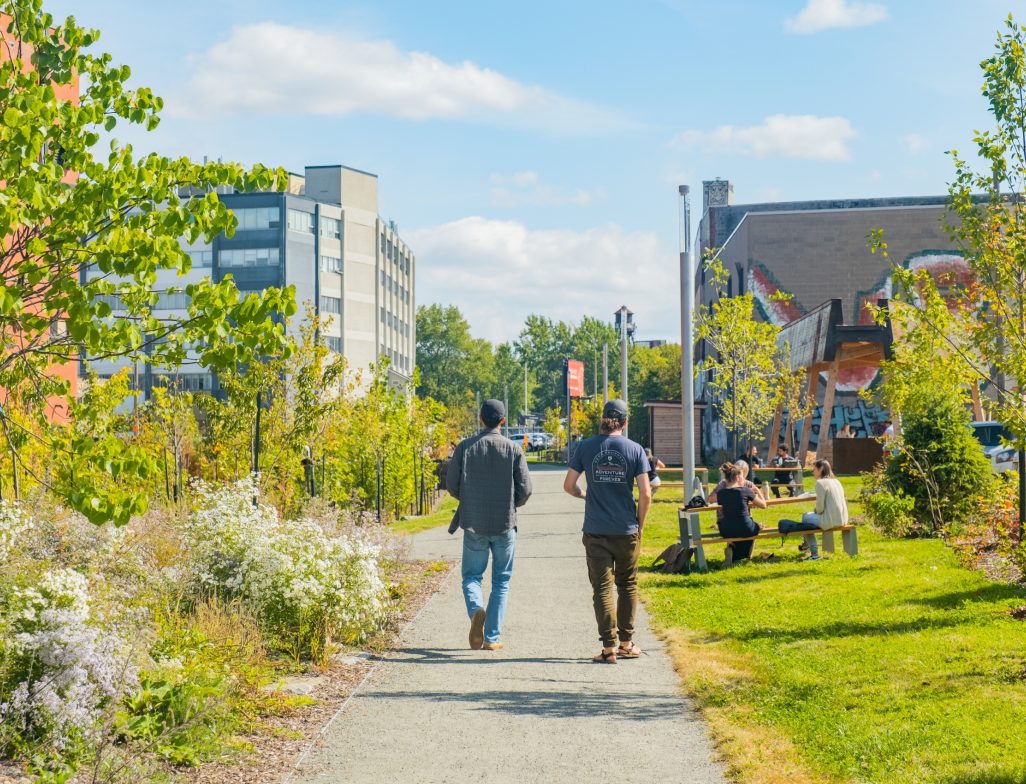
[652,543,695,575]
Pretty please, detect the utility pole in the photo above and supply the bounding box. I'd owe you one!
[602,343,608,405]
[523,365,529,416]
[614,306,634,437]
[504,384,509,435]
[678,184,704,569]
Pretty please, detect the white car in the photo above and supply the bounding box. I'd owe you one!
[971,421,1015,474]
[990,446,1019,474]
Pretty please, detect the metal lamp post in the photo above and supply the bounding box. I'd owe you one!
[678,185,704,569]
[614,306,636,437]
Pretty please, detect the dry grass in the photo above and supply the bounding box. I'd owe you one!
[658,627,836,784]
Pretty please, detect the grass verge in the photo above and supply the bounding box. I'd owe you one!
[391,496,457,536]
[639,476,1026,784]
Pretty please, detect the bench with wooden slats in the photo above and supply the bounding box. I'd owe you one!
[677,494,858,571]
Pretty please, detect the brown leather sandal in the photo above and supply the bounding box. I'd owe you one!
[593,649,617,664]
[617,641,642,659]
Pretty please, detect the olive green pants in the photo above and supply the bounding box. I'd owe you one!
[583,532,641,648]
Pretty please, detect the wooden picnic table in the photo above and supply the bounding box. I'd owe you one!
[677,493,857,572]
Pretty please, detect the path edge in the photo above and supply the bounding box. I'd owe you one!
[280,560,459,784]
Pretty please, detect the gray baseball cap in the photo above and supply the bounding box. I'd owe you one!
[480,399,506,427]
[603,399,628,418]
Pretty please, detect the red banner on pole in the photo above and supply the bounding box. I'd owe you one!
[566,359,585,399]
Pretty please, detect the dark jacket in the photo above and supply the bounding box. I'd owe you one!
[447,429,532,534]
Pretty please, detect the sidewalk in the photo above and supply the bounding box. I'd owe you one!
[289,466,725,784]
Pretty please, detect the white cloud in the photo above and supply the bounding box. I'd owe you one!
[176,23,627,132]
[407,218,676,343]
[901,133,929,154]
[785,0,888,34]
[489,171,605,208]
[674,114,856,161]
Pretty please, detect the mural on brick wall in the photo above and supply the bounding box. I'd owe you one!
[702,251,968,462]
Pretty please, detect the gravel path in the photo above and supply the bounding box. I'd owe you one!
[289,466,725,784]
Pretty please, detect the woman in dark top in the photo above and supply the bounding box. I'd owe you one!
[716,462,768,564]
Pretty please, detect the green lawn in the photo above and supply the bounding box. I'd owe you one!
[639,476,1026,784]
[390,495,457,536]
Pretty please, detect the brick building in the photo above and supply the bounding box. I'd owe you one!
[695,180,964,461]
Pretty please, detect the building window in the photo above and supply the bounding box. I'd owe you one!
[380,307,385,323]
[186,249,213,268]
[325,336,342,353]
[380,233,386,253]
[320,255,342,274]
[232,206,281,231]
[96,294,127,312]
[219,247,280,267]
[287,209,314,234]
[154,291,190,310]
[320,296,342,315]
[320,217,342,239]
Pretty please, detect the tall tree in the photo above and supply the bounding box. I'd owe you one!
[696,263,782,456]
[514,315,574,414]
[415,304,494,409]
[0,3,295,524]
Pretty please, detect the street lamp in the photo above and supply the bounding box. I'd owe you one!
[614,305,636,437]
[678,184,703,569]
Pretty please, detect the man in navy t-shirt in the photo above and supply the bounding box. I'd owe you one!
[563,399,652,664]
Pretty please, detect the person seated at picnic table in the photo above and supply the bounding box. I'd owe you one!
[777,459,848,561]
[770,445,800,498]
[737,444,762,469]
[709,460,764,521]
[713,461,768,565]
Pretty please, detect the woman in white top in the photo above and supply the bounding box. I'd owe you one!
[777,459,848,561]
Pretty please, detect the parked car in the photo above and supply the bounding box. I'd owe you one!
[971,421,1014,473]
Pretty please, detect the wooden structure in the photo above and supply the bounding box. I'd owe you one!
[771,300,894,465]
[644,400,707,467]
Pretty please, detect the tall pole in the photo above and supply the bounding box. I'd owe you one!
[593,350,598,399]
[602,343,608,405]
[524,364,529,415]
[504,384,509,435]
[679,184,702,567]
[620,306,629,438]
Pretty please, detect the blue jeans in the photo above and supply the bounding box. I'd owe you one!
[461,529,517,643]
[779,512,821,556]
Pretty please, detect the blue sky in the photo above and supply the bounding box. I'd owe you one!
[47,0,1026,342]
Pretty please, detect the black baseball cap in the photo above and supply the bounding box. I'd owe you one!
[480,399,506,427]
[603,399,628,419]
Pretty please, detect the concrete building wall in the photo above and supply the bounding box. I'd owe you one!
[85,162,416,399]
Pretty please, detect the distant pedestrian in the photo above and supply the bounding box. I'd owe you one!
[447,400,533,651]
[644,448,666,494]
[882,419,896,457]
[838,423,855,439]
[563,399,652,664]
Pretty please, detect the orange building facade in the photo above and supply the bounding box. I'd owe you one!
[1,14,79,418]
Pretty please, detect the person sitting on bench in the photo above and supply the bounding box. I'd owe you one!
[770,445,800,497]
[777,459,848,561]
[709,460,764,522]
[716,461,768,565]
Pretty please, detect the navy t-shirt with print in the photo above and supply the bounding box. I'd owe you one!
[570,434,651,535]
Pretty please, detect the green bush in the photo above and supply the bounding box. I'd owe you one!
[885,389,993,535]
[859,468,918,536]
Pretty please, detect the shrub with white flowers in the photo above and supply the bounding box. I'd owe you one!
[0,501,33,565]
[183,478,388,660]
[0,569,137,753]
